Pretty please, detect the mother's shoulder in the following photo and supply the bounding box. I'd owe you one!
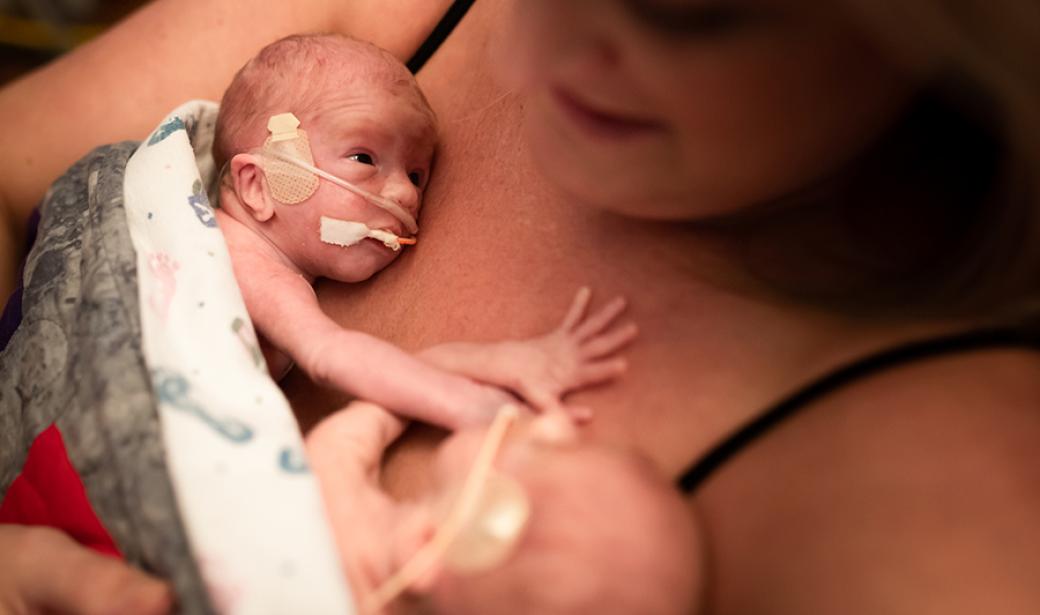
[694,347,1040,614]
[801,345,1040,504]
[715,343,1040,513]
[814,343,1040,457]
[330,0,456,61]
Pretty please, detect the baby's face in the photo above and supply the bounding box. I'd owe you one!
[412,415,700,614]
[312,407,697,612]
[277,81,436,282]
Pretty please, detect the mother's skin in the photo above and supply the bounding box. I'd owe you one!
[2,0,1039,613]
[286,3,1040,612]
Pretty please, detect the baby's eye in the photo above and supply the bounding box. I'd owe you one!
[347,152,375,165]
[408,171,424,187]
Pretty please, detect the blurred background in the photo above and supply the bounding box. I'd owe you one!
[0,0,145,85]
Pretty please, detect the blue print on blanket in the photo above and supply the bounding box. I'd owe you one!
[231,317,265,368]
[147,116,186,145]
[153,368,255,442]
[278,447,310,474]
[188,179,217,227]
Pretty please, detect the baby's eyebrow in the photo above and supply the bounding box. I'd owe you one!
[330,118,390,145]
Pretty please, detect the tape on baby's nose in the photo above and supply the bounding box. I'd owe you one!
[261,113,319,204]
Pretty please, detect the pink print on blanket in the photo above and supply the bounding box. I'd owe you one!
[148,252,180,322]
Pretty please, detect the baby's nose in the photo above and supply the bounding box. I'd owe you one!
[381,173,420,217]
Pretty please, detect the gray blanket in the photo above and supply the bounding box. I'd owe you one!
[0,142,213,614]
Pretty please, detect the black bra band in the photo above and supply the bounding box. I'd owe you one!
[406,0,477,74]
[678,327,1040,493]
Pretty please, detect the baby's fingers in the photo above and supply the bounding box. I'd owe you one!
[558,286,592,332]
[576,357,628,388]
[581,322,638,360]
[516,382,567,415]
[562,404,594,423]
[574,296,628,341]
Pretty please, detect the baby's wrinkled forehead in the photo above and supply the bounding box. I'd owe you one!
[215,33,436,165]
[377,85,439,148]
[317,82,437,142]
[280,68,437,158]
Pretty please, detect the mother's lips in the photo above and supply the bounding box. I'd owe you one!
[551,87,662,139]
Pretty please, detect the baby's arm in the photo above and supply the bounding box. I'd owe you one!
[418,288,638,417]
[236,253,510,429]
[304,401,414,598]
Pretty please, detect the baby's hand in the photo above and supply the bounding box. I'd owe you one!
[497,287,637,420]
[452,382,522,428]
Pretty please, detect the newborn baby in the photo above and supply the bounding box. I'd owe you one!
[214,34,637,428]
[306,402,701,614]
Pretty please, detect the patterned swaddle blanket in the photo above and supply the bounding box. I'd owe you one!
[0,101,355,615]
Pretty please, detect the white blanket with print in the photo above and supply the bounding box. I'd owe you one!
[124,100,355,615]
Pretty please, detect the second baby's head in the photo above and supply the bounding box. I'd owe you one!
[379,412,701,615]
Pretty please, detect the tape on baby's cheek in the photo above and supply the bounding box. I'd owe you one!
[261,113,319,204]
[320,216,370,247]
[320,216,406,252]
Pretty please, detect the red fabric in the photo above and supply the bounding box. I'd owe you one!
[0,424,123,558]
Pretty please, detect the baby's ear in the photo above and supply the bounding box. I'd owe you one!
[229,153,276,222]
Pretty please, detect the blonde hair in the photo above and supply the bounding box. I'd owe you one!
[726,1,1040,321]
[841,1,1040,162]
[841,0,1040,318]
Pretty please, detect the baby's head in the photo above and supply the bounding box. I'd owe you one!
[385,413,701,614]
[215,34,437,282]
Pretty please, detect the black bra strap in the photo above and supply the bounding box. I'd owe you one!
[406,0,477,74]
[678,327,1040,493]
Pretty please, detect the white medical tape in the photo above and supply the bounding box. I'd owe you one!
[320,216,404,252]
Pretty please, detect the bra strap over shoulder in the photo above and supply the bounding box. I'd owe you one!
[677,326,1040,494]
[406,0,477,74]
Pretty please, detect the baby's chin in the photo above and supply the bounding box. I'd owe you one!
[320,244,400,282]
